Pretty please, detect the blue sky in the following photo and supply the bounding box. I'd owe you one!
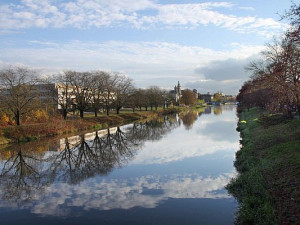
[0,0,293,94]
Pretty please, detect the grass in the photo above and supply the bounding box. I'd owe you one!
[226,107,300,225]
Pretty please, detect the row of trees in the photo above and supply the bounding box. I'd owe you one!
[0,68,180,125]
[52,70,136,119]
[237,3,300,117]
[0,66,207,126]
[49,70,180,117]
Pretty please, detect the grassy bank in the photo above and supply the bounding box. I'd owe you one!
[226,108,300,224]
[0,108,182,144]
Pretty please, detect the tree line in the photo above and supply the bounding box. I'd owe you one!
[0,68,179,125]
[237,3,300,117]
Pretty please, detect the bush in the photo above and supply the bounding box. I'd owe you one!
[0,113,10,126]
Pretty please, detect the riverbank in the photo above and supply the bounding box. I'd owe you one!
[0,108,182,145]
[226,108,300,224]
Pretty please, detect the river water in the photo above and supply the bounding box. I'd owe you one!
[0,105,239,225]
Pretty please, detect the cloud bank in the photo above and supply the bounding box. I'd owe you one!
[0,40,264,93]
[0,0,285,34]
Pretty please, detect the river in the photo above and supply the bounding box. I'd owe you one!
[0,105,239,225]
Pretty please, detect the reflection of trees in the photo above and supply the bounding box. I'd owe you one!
[180,111,198,130]
[49,126,140,184]
[0,114,180,201]
[180,108,207,130]
[0,148,50,201]
[126,115,179,143]
[49,135,109,184]
[213,107,222,115]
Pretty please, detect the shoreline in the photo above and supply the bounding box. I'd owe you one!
[226,107,300,224]
[0,108,182,145]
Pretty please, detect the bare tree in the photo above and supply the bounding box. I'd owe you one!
[0,66,39,125]
[124,89,138,112]
[113,74,135,114]
[90,71,109,117]
[48,72,75,119]
[102,73,119,115]
[147,86,164,110]
[281,2,300,43]
[68,71,92,118]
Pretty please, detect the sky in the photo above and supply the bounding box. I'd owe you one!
[0,0,293,94]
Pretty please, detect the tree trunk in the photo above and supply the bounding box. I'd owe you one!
[116,107,121,114]
[139,106,142,111]
[15,110,20,126]
[145,106,148,111]
[94,109,98,117]
[150,106,153,111]
[63,109,67,120]
[80,109,84,118]
[106,106,110,115]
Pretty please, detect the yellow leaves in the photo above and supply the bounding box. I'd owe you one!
[0,113,10,126]
[26,109,49,123]
[34,109,48,122]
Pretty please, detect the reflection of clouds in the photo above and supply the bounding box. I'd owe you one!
[0,173,235,216]
[132,111,239,165]
[0,106,239,218]
[200,120,238,142]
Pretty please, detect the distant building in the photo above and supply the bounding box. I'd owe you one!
[1,83,77,111]
[33,83,76,110]
[170,81,182,104]
[199,92,213,103]
[192,89,198,100]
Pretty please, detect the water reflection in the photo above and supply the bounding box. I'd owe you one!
[181,110,200,130]
[0,106,238,224]
[21,173,234,217]
[0,115,180,202]
[0,148,50,202]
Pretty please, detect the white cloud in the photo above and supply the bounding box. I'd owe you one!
[0,0,286,35]
[0,40,264,92]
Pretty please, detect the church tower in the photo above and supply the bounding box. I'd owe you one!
[177,81,181,94]
[175,81,182,103]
